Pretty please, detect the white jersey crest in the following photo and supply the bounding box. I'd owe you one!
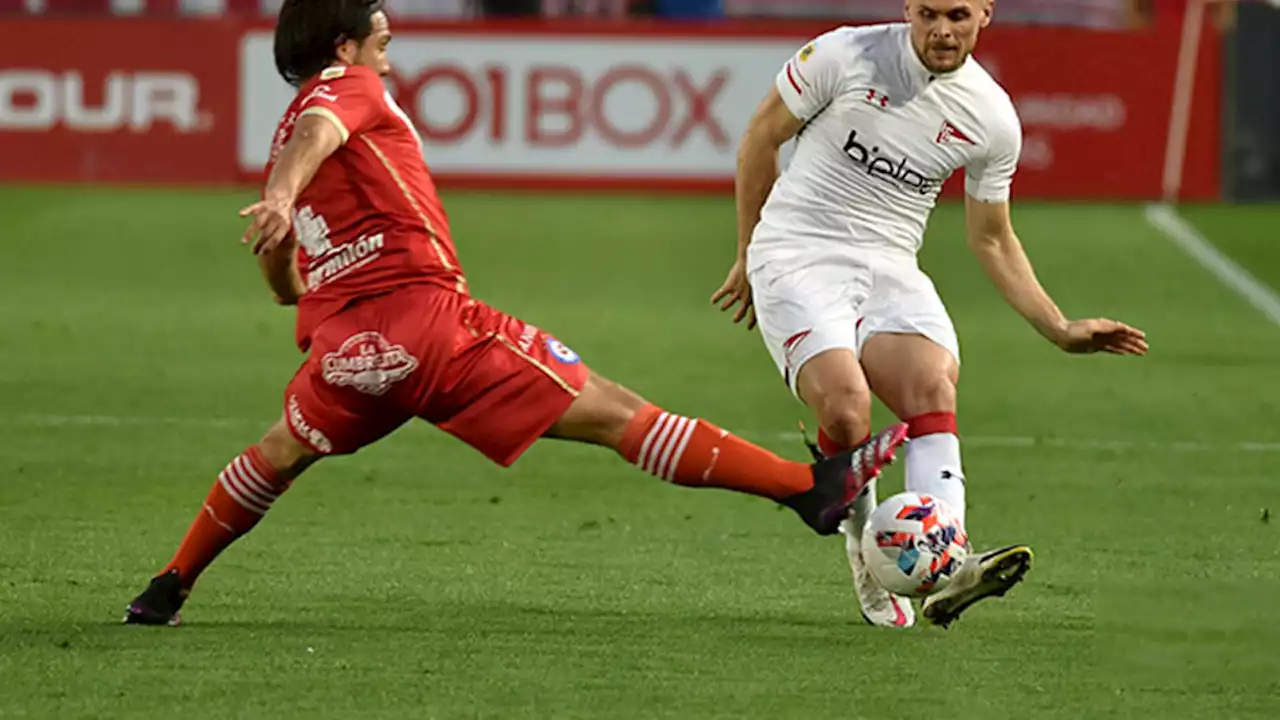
[750,24,1022,272]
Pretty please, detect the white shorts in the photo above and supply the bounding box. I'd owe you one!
[749,253,960,398]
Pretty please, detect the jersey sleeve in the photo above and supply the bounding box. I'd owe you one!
[296,66,385,144]
[965,106,1023,203]
[775,30,849,122]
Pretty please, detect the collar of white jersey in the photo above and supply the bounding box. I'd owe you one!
[899,24,966,86]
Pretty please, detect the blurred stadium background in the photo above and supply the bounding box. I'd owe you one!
[2,1,1278,718]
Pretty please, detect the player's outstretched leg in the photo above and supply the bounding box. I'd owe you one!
[794,348,915,628]
[123,417,320,626]
[861,332,1033,626]
[545,371,907,535]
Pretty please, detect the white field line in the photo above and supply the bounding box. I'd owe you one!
[1144,203,1280,327]
[1,414,260,429]
[3,413,1279,454]
[760,431,1280,454]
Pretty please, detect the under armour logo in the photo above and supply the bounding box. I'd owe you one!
[864,88,890,109]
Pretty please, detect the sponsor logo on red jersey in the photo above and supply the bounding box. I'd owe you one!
[321,331,420,396]
[288,395,333,453]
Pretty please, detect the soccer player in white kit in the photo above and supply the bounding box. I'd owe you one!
[713,0,1149,628]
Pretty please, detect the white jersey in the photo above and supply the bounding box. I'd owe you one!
[748,23,1022,275]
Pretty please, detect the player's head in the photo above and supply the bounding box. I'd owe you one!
[274,0,392,86]
[904,0,992,74]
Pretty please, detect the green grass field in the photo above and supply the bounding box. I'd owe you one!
[1,188,1277,719]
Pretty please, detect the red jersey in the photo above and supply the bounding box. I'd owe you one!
[266,64,468,350]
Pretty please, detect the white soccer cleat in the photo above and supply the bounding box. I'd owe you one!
[839,492,915,629]
[921,544,1033,628]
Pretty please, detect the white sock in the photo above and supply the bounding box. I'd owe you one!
[904,433,967,527]
[840,478,879,537]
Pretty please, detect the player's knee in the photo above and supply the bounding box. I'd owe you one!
[906,372,957,416]
[589,375,646,434]
[821,410,871,448]
[258,420,321,480]
[549,371,648,448]
[816,388,872,446]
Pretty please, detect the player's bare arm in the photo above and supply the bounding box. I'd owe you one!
[239,114,345,256]
[735,87,805,261]
[712,86,804,330]
[964,195,1148,356]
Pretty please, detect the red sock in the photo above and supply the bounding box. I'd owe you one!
[817,427,870,457]
[162,446,290,589]
[618,404,813,500]
[906,411,957,438]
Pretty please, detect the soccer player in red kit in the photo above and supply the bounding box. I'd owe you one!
[122,0,911,626]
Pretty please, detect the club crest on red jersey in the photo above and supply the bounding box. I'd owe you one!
[546,337,580,365]
[321,332,420,396]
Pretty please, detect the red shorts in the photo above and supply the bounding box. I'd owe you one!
[283,285,589,466]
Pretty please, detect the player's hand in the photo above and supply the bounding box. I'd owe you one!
[712,257,756,330]
[239,195,294,255]
[1055,318,1148,356]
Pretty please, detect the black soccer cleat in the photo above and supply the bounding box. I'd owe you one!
[921,545,1034,629]
[122,569,188,627]
[781,422,909,535]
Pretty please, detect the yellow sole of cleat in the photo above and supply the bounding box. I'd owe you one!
[922,545,1033,629]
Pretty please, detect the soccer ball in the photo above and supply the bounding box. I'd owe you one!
[860,492,969,598]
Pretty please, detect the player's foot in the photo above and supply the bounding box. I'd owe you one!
[801,423,915,625]
[921,545,1033,628]
[122,569,188,627]
[840,513,916,628]
[781,422,908,535]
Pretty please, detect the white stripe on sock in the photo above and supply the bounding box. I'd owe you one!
[224,466,271,513]
[219,463,272,515]
[654,416,690,481]
[663,418,699,481]
[228,459,278,508]
[218,470,269,515]
[637,413,673,470]
[233,456,279,501]
[644,415,680,475]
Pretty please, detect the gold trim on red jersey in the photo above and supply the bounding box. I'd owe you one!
[298,107,350,144]
[460,310,580,397]
[494,332,581,398]
[357,135,456,274]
